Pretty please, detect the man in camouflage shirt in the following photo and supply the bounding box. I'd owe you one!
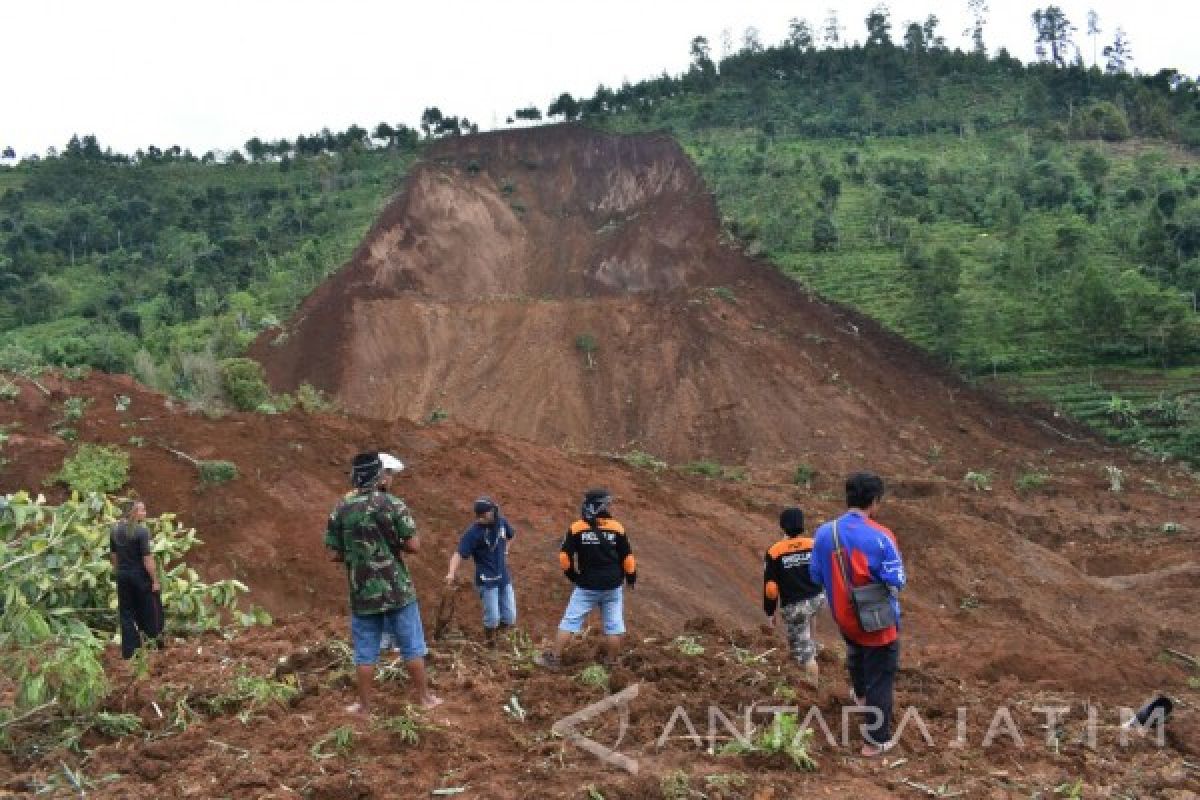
[325,451,442,712]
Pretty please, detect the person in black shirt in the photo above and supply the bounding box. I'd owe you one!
[763,507,825,688]
[109,500,163,659]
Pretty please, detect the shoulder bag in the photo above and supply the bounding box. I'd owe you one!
[832,520,897,633]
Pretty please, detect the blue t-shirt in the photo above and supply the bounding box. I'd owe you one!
[457,517,516,587]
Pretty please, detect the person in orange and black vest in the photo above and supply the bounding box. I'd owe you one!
[763,507,826,688]
[536,488,636,669]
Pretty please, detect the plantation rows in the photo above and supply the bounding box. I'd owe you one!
[990,367,1200,464]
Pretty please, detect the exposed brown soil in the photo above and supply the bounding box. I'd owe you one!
[252,124,1084,468]
[2,125,1198,797]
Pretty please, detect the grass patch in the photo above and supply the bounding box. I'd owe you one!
[721,713,817,771]
[51,444,129,494]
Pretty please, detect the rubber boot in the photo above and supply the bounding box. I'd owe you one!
[484,627,498,650]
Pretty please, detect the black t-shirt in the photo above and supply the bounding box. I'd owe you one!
[110,522,151,574]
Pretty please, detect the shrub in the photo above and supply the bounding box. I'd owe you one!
[60,396,89,422]
[963,470,993,492]
[682,460,723,479]
[0,491,246,750]
[198,460,238,485]
[721,712,817,771]
[578,664,610,690]
[1072,102,1131,142]
[295,383,335,413]
[793,464,816,487]
[1015,470,1049,492]
[575,333,598,368]
[207,670,298,713]
[682,460,747,481]
[376,709,431,745]
[311,726,356,759]
[622,450,667,472]
[0,344,45,376]
[219,357,271,411]
[52,444,129,494]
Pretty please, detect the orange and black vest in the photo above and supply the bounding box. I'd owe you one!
[763,535,822,615]
[559,516,636,591]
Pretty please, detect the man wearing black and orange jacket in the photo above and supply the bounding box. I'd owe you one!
[764,507,826,688]
[536,488,636,669]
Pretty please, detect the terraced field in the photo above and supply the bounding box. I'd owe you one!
[988,366,1200,465]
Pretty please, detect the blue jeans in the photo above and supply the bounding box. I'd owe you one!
[558,586,625,635]
[350,601,427,666]
[479,583,517,629]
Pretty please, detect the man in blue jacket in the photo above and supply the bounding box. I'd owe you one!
[810,471,906,757]
[445,496,517,648]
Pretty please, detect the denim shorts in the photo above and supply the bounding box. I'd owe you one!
[350,601,427,666]
[558,586,625,635]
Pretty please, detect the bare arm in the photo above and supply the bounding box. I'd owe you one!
[446,551,463,584]
[142,554,159,591]
[139,528,159,591]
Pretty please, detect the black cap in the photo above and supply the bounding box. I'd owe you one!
[779,507,805,535]
[473,496,497,515]
[581,488,612,520]
[350,452,382,488]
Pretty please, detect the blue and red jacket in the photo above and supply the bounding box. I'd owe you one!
[810,510,905,647]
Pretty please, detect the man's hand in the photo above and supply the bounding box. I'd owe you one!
[151,581,161,593]
[444,573,456,587]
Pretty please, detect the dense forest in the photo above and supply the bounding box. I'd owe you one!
[1,4,1197,460]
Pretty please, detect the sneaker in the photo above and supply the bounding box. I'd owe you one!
[534,652,562,670]
[859,740,895,758]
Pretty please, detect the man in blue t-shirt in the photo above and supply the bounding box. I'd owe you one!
[445,496,517,647]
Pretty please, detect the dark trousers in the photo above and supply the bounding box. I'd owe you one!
[845,638,900,746]
[116,571,163,659]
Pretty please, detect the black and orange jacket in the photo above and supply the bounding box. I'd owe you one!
[762,535,822,615]
[559,515,636,591]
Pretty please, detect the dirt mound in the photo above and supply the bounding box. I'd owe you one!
[252,125,1078,468]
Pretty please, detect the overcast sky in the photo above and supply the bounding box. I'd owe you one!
[3,1,1198,157]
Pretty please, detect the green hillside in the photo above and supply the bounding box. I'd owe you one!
[0,138,415,394]
[1,10,1198,461]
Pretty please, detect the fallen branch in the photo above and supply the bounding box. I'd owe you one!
[207,738,251,757]
[9,372,52,397]
[159,443,200,466]
[1165,649,1199,669]
[1033,419,1078,442]
[900,779,964,798]
[0,700,58,729]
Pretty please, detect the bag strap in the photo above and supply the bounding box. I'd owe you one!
[831,518,855,594]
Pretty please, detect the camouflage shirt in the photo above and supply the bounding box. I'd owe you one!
[324,489,418,615]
